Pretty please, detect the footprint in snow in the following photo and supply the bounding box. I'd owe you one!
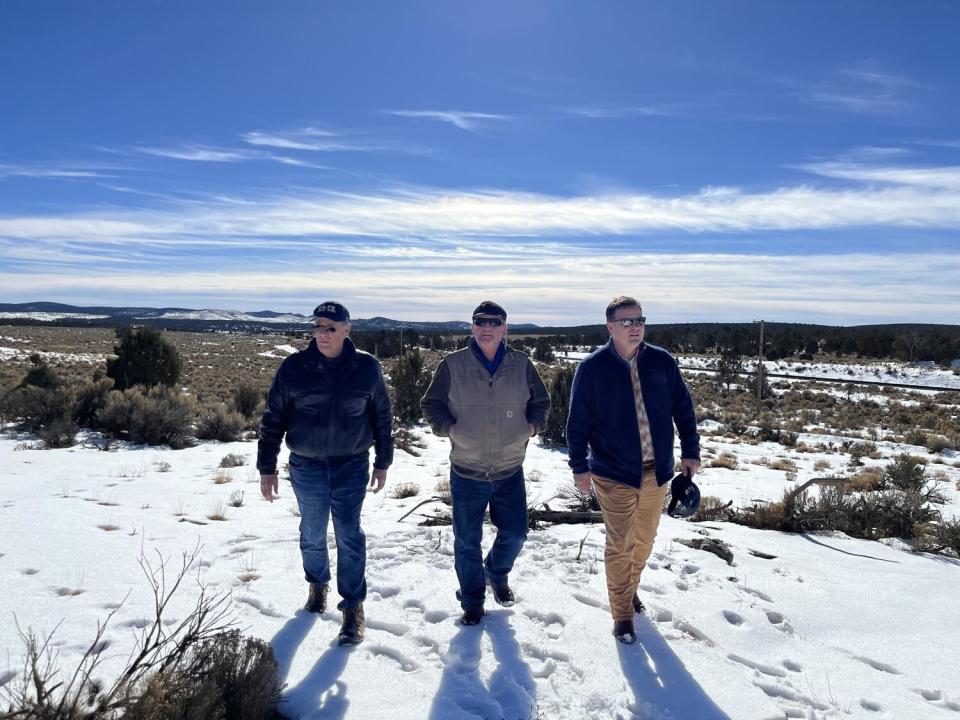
[424,609,452,624]
[571,592,605,610]
[365,619,410,637]
[522,609,566,638]
[782,659,802,673]
[370,584,401,599]
[727,653,786,677]
[235,594,283,618]
[741,586,773,602]
[638,583,665,596]
[681,563,700,575]
[675,579,689,591]
[20,568,39,575]
[367,643,418,672]
[403,598,425,612]
[911,687,960,710]
[853,655,902,675]
[722,610,745,626]
[860,698,883,712]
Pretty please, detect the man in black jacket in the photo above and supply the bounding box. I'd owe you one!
[258,301,393,646]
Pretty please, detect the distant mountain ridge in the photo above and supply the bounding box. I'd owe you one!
[0,302,538,333]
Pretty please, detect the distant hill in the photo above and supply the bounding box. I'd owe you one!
[0,302,537,333]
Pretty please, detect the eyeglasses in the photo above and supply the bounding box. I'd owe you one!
[473,318,504,328]
[313,325,339,334]
[612,317,646,328]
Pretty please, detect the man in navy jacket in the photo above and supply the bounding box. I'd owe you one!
[566,295,700,644]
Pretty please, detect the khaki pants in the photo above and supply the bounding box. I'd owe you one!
[593,472,670,621]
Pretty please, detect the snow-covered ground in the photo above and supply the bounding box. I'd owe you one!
[555,352,960,390]
[2,419,959,719]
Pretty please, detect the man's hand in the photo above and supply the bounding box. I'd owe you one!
[370,468,388,493]
[528,423,537,437]
[680,458,701,478]
[447,424,457,442]
[260,473,279,502]
[573,472,593,495]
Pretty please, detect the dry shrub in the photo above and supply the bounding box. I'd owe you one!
[212,472,232,485]
[155,461,173,473]
[207,500,228,521]
[902,428,928,446]
[813,459,832,472]
[228,491,245,508]
[561,481,600,512]
[769,457,797,472]
[220,453,247,468]
[925,434,952,453]
[99,386,196,449]
[849,466,885,492]
[690,496,733,522]
[709,452,738,470]
[2,547,283,720]
[195,405,245,442]
[395,426,426,457]
[389,482,420,499]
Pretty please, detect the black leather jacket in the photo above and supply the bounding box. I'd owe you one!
[257,338,393,474]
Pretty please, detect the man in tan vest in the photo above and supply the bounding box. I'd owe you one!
[567,295,701,644]
[422,300,550,626]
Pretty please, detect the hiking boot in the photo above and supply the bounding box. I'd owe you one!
[460,606,485,626]
[486,577,516,607]
[632,593,646,614]
[338,604,365,646]
[613,619,636,644]
[305,583,329,614]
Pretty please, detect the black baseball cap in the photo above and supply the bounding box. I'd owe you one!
[471,300,507,321]
[311,301,350,323]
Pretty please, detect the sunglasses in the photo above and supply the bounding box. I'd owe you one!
[313,325,339,334]
[612,317,646,328]
[473,318,504,328]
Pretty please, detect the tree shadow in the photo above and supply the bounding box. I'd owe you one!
[429,611,537,720]
[617,617,731,720]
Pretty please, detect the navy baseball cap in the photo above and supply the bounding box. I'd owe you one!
[472,300,507,321]
[311,301,350,322]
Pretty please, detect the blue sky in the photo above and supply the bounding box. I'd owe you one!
[1,1,958,325]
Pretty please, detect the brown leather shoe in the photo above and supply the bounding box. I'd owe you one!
[305,583,329,614]
[613,619,636,644]
[632,593,646,614]
[338,604,365,646]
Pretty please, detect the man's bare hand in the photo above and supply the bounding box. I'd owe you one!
[370,468,388,493]
[260,473,279,502]
[680,458,701,478]
[573,472,593,495]
[528,423,537,437]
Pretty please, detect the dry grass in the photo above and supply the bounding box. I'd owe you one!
[220,453,247,468]
[849,466,885,492]
[213,471,232,485]
[97,524,121,532]
[228,490,245,508]
[770,457,798,472]
[709,452,738,470]
[207,500,228,521]
[813,459,832,472]
[389,482,420,499]
[154,460,172,472]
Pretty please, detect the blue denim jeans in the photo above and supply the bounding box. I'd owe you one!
[450,467,528,610]
[288,452,369,609]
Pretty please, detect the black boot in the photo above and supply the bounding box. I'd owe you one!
[305,583,329,614]
[338,604,365,646]
[486,577,516,607]
[613,619,636,644]
[460,606,485,626]
[632,593,646,614]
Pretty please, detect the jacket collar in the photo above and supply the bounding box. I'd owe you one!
[605,338,646,367]
[470,338,507,376]
[305,336,358,369]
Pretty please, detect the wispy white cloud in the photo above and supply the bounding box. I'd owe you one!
[0,164,111,180]
[1,251,956,324]
[798,162,960,190]
[241,127,373,153]
[384,110,511,131]
[791,65,924,116]
[3,167,960,245]
[136,145,255,162]
[561,105,686,120]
